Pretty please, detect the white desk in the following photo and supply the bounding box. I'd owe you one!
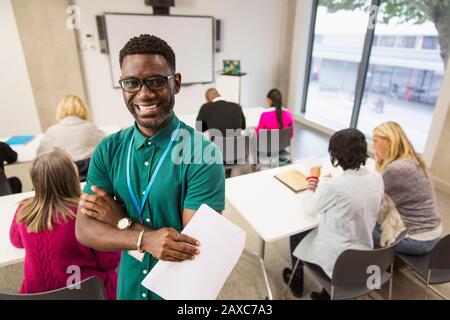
[178,106,267,131]
[0,191,32,267]
[1,126,121,165]
[225,157,375,299]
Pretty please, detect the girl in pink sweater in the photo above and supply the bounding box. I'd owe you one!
[255,88,294,137]
[9,148,120,299]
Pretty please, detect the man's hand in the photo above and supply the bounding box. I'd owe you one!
[142,227,200,262]
[79,186,127,226]
[309,165,322,177]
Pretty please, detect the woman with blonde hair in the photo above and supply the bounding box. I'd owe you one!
[372,121,442,255]
[37,95,105,180]
[10,148,120,299]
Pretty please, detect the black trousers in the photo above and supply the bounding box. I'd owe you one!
[289,230,312,276]
[8,177,22,194]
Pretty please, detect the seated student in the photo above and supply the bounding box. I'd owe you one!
[255,88,294,137]
[0,141,22,194]
[283,129,383,300]
[9,148,120,299]
[37,95,105,180]
[196,88,246,136]
[372,121,442,255]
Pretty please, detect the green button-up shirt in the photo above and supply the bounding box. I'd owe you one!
[83,114,225,300]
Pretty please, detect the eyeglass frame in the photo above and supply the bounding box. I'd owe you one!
[118,73,176,93]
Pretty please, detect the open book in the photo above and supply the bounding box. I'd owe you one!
[274,169,308,193]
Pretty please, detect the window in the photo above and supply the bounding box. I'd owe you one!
[300,0,447,153]
[396,36,416,48]
[422,36,438,50]
[379,35,396,47]
[302,3,370,131]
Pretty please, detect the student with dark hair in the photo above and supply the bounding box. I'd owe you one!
[283,128,384,300]
[0,141,22,194]
[255,88,293,137]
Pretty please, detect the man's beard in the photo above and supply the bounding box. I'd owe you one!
[131,95,175,130]
[136,107,173,129]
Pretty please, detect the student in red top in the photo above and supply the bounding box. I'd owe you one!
[10,148,120,299]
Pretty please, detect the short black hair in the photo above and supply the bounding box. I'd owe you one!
[119,34,176,71]
[328,128,368,170]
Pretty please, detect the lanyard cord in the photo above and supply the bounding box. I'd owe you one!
[126,122,181,222]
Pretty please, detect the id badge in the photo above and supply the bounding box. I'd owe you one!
[128,250,145,262]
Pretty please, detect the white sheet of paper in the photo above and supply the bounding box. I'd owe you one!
[141,204,246,300]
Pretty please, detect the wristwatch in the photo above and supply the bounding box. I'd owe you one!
[117,217,132,230]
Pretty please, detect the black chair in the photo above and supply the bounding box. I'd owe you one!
[256,127,292,169]
[75,158,91,182]
[211,134,250,178]
[284,230,407,300]
[396,234,450,299]
[0,168,12,196]
[0,276,107,300]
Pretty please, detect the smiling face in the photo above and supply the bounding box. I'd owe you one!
[120,54,181,137]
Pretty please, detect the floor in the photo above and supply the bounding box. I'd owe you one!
[1,122,449,300]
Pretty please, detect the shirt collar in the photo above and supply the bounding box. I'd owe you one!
[212,96,225,103]
[342,167,369,176]
[132,114,180,150]
[60,116,85,125]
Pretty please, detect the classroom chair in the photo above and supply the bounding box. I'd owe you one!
[256,127,292,169]
[0,169,12,196]
[0,276,107,300]
[284,230,407,300]
[211,134,250,178]
[396,234,450,300]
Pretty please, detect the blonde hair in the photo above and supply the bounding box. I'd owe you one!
[17,148,81,233]
[373,121,427,174]
[56,95,89,121]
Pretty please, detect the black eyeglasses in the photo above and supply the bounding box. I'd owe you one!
[118,74,175,93]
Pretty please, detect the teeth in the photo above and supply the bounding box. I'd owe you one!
[137,104,158,110]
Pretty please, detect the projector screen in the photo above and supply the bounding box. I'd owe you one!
[104,13,214,87]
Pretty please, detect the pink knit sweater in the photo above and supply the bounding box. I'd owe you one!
[255,109,294,137]
[10,205,120,300]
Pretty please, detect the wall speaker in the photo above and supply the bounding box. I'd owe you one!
[96,15,109,54]
[215,19,221,52]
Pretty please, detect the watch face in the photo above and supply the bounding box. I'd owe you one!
[118,218,129,230]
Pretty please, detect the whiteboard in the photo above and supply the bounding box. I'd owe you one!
[104,14,214,87]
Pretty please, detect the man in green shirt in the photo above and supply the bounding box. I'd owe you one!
[75,34,225,300]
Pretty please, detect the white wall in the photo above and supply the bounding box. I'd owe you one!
[73,0,286,128]
[0,0,41,136]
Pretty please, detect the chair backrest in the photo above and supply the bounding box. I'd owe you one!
[257,127,292,154]
[429,234,450,270]
[0,276,107,300]
[75,158,90,183]
[0,168,12,196]
[211,135,250,165]
[332,246,395,288]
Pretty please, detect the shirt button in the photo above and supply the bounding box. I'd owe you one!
[142,191,146,195]
[142,293,147,298]
[144,161,149,166]
[147,141,152,145]
[143,270,148,275]
[146,218,150,223]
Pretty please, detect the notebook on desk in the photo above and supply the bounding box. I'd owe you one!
[5,135,34,145]
[274,169,308,193]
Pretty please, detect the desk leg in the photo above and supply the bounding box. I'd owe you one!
[257,238,273,300]
[247,238,274,299]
